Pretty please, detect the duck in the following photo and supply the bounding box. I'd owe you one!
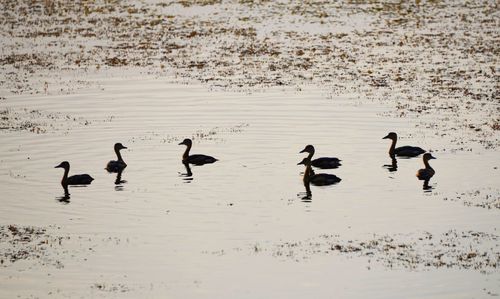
[416,153,436,181]
[298,157,341,186]
[178,138,217,165]
[299,144,341,169]
[106,143,127,172]
[382,132,425,157]
[55,161,94,186]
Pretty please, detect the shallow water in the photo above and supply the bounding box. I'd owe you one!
[0,77,499,298]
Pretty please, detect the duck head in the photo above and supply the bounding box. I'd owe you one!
[299,144,315,154]
[423,153,436,161]
[382,132,397,140]
[178,138,193,146]
[114,143,127,151]
[297,157,311,166]
[55,161,70,170]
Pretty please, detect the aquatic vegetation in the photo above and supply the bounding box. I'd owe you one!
[444,188,500,210]
[0,225,67,267]
[0,0,497,148]
[246,230,500,272]
[0,108,111,134]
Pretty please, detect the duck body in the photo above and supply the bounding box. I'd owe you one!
[309,173,342,186]
[184,154,217,165]
[394,146,426,157]
[311,157,342,169]
[179,138,217,165]
[55,161,94,186]
[416,153,436,181]
[106,160,127,172]
[106,143,128,172]
[66,174,94,185]
[300,145,341,169]
[383,132,425,158]
[298,157,341,186]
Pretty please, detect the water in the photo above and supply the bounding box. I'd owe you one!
[0,77,499,298]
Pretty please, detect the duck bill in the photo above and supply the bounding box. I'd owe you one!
[382,135,390,139]
[54,163,63,168]
[299,148,307,154]
[178,142,185,145]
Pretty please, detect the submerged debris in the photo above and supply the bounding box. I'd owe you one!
[247,230,500,272]
[0,108,112,134]
[0,225,67,267]
[443,188,500,210]
[92,282,130,293]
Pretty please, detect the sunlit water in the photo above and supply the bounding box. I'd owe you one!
[0,77,499,298]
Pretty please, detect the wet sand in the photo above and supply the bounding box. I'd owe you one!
[0,1,499,298]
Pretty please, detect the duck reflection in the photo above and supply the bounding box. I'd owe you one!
[179,161,193,182]
[56,186,71,203]
[422,179,433,191]
[114,169,127,191]
[298,182,312,202]
[417,153,436,191]
[383,154,398,172]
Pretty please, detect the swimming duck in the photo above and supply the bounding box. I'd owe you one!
[178,138,217,165]
[55,161,94,186]
[416,153,436,181]
[106,143,127,172]
[382,132,425,157]
[298,157,341,186]
[299,144,341,169]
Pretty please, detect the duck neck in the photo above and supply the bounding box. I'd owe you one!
[115,148,124,162]
[423,159,433,170]
[303,162,313,184]
[61,166,69,186]
[388,138,396,155]
[307,149,314,160]
[183,144,191,161]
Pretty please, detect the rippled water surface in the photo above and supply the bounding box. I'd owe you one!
[0,77,499,298]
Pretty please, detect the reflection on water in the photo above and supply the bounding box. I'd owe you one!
[114,170,127,191]
[383,154,398,172]
[55,185,71,203]
[298,182,312,202]
[179,162,193,183]
[422,179,434,192]
[1,79,499,298]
